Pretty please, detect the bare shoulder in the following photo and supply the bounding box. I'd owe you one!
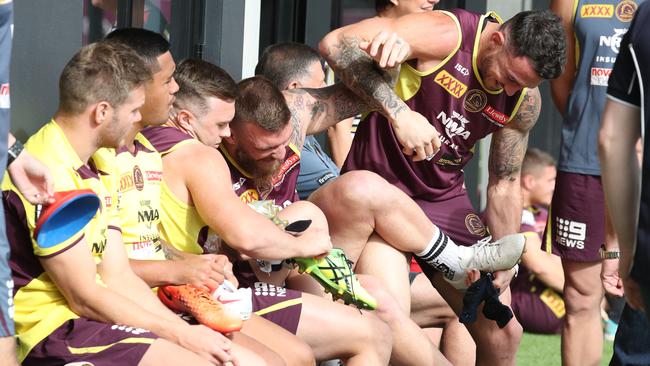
[395,11,460,61]
[510,87,542,133]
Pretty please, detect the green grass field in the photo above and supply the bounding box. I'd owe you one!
[516,332,614,366]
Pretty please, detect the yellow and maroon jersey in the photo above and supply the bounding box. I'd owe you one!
[93,133,165,260]
[2,120,118,361]
[140,125,223,255]
[219,144,300,208]
[343,9,526,202]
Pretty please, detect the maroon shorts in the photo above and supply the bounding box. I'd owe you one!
[414,194,489,247]
[23,317,157,366]
[544,172,605,262]
[511,287,564,334]
[252,281,303,335]
[234,259,303,334]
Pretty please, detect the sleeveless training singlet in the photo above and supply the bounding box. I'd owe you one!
[342,9,526,202]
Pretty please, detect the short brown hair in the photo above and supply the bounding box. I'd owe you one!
[58,41,152,115]
[522,148,556,177]
[232,76,290,132]
[173,58,238,117]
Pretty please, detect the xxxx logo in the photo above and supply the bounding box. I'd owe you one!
[434,70,467,99]
[581,4,613,18]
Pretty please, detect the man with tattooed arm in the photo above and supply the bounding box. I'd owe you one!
[320,9,566,366]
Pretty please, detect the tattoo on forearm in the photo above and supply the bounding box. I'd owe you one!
[488,90,540,180]
[325,36,407,119]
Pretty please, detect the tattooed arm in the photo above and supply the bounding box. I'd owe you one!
[282,84,367,150]
[319,12,456,161]
[485,88,541,240]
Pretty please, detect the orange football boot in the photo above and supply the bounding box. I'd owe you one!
[158,284,243,333]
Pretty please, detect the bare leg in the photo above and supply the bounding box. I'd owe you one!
[139,334,284,366]
[296,292,392,365]
[359,274,451,366]
[561,260,603,366]
[240,314,315,366]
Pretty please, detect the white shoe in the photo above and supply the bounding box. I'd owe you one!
[212,280,253,320]
[447,233,526,289]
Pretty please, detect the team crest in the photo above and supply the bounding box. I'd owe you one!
[463,89,487,113]
[133,165,145,191]
[464,213,486,236]
[615,0,637,22]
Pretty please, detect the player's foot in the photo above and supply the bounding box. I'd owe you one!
[293,248,377,310]
[158,284,243,333]
[448,233,526,289]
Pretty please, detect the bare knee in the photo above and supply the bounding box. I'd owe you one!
[328,171,389,210]
[563,283,602,315]
[285,338,316,366]
[473,317,522,353]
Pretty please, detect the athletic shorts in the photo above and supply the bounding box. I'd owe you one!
[414,194,488,247]
[511,287,564,334]
[544,172,605,262]
[23,317,157,366]
[233,261,303,334]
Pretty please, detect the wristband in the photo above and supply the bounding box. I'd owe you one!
[7,139,24,167]
[599,246,620,260]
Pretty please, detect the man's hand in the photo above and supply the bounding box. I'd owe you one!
[491,268,516,294]
[359,30,410,68]
[8,150,54,205]
[174,323,238,365]
[295,227,332,259]
[601,258,624,297]
[392,109,441,161]
[174,254,238,292]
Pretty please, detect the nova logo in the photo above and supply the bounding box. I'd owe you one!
[435,70,467,98]
[137,209,159,223]
[591,67,612,86]
[600,28,627,54]
[556,218,586,250]
[437,110,471,140]
[581,4,613,18]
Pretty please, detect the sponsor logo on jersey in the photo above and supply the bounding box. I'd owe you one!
[454,63,470,76]
[539,288,566,318]
[615,0,637,22]
[437,110,471,140]
[104,195,112,207]
[464,89,488,113]
[591,67,612,86]
[133,165,144,191]
[555,218,586,250]
[145,170,162,182]
[434,70,468,98]
[464,213,487,236]
[580,4,613,18]
[482,105,509,126]
[600,28,628,54]
[253,282,287,297]
[91,238,107,254]
[240,188,260,204]
[137,208,159,224]
[271,152,299,186]
[119,173,134,192]
[0,83,9,109]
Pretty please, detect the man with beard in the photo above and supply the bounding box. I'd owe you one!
[319,8,566,366]
[142,59,393,366]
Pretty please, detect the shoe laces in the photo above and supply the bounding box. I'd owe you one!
[326,251,357,295]
[472,236,500,268]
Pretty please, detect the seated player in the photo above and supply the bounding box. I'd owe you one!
[511,148,565,334]
[142,58,394,365]
[95,27,313,365]
[1,41,243,366]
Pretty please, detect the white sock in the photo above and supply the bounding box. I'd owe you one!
[415,228,465,281]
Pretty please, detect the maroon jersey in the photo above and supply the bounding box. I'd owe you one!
[343,9,526,202]
[219,143,301,208]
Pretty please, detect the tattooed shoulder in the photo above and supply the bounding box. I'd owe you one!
[512,87,541,132]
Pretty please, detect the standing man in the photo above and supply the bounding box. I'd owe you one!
[600,0,650,326]
[320,8,566,366]
[549,1,642,364]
